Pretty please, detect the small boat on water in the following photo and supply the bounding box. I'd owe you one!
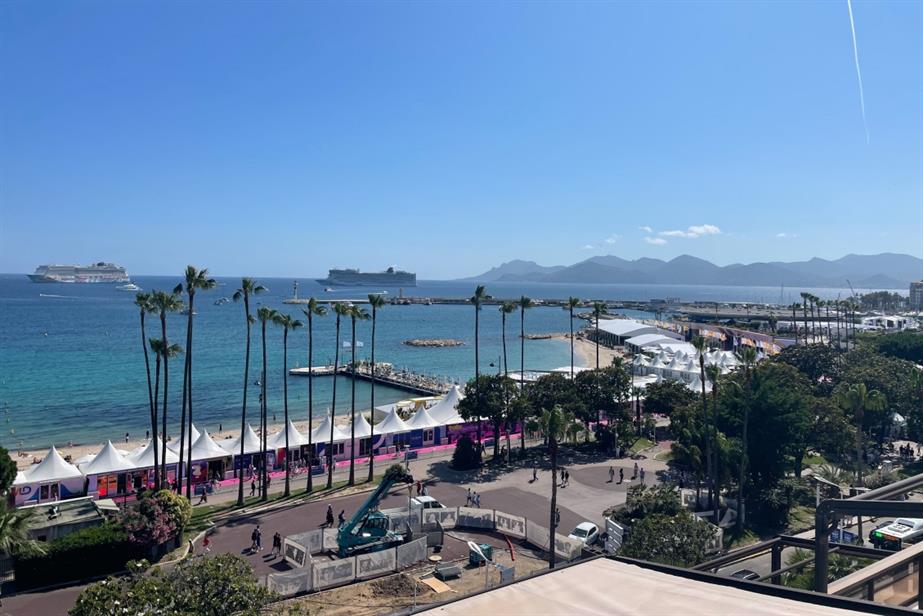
[214,297,230,306]
[116,283,141,291]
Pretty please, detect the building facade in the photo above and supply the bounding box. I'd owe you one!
[911,280,923,310]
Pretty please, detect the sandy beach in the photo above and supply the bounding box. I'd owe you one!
[573,334,626,369]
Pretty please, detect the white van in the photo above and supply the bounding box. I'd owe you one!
[410,496,445,510]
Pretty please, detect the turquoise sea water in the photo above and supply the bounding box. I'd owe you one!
[0,275,872,448]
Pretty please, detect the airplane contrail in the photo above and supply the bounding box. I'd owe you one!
[846,0,870,143]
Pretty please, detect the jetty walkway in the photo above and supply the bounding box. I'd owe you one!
[289,361,451,396]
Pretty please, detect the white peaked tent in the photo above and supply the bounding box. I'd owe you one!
[311,414,349,443]
[374,408,411,435]
[168,423,201,452]
[189,429,231,461]
[406,406,440,430]
[131,439,180,467]
[81,441,135,475]
[348,414,373,439]
[428,386,464,424]
[220,423,263,455]
[13,446,83,486]
[267,420,310,450]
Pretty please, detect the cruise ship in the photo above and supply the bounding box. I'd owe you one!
[316,267,416,287]
[27,262,130,283]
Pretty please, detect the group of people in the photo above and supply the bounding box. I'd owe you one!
[605,463,644,485]
[464,487,482,508]
[248,525,284,557]
[324,504,347,528]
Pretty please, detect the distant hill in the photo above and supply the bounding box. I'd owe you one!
[462,253,922,288]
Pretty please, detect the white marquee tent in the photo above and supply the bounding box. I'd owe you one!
[311,414,350,443]
[14,446,83,486]
[189,429,232,461]
[374,408,411,434]
[220,423,263,455]
[80,441,135,476]
[131,439,180,467]
[267,420,310,450]
[406,406,441,430]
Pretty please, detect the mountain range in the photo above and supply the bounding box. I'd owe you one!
[462,253,923,289]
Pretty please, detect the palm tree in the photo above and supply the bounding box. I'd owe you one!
[499,302,516,377]
[565,297,580,379]
[149,337,164,489]
[134,292,156,481]
[692,336,717,522]
[591,301,608,369]
[347,304,370,485]
[471,286,487,450]
[541,405,569,569]
[256,306,278,501]
[327,302,351,489]
[790,303,799,344]
[302,298,327,492]
[0,504,47,558]
[518,296,534,453]
[273,313,303,497]
[175,266,216,499]
[735,345,757,529]
[233,278,266,505]
[150,289,183,489]
[799,293,810,344]
[838,383,887,486]
[367,294,386,482]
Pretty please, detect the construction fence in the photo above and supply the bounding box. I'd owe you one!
[268,507,584,597]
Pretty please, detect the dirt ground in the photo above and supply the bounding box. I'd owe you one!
[270,541,550,616]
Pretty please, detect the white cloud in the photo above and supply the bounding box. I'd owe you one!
[775,232,797,239]
[644,237,667,246]
[639,225,653,233]
[604,234,621,245]
[659,224,721,239]
[581,244,595,250]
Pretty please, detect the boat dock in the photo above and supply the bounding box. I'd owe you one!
[289,362,451,396]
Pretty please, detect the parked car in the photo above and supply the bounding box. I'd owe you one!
[568,522,599,545]
[729,569,760,581]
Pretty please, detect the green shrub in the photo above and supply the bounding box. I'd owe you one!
[15,523,143,589]
[451,435,481,470]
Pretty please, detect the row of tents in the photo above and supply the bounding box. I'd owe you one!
[11,387,467,507]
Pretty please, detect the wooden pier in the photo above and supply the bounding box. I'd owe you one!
[289,362,451,396]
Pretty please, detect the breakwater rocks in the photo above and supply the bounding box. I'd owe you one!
[403,339,465,347]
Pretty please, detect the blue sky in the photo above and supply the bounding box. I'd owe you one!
[1,1,920,279]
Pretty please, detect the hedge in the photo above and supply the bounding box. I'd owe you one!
[15,523,144,590]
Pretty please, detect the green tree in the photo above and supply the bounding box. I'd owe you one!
[175,266,216,499]
[641,380,695,416]
[328,302,351,488]
[735,345,757,529]
[256,306,278,500]
[613,484,684,525]
[149,337,182,490]
[233,278,266,505]
[458,375,518,460]
[564,297,581,379]
[591,301,608,369]
[70,554,274,616]
[450,435,480,470]
[773,343,841,396]
[150,289,183,489]
[837,382,886,485]
[347,304,369,485]
[873,332,923,364]
[367,294,386,482]
[471,285,487,449]
[620,511,714,567]
[575,366,631,447]
[302,297,327,492]
[499,301,516,376]
[541,405,569,569]
[691,336,717,521]
[0,504,47,557]
[133,292,157,484]
[273,313,303,496]
[517,295,534,453]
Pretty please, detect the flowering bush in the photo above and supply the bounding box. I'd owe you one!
[121,490,188,547]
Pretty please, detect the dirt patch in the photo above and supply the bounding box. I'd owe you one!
[368,573,423,598]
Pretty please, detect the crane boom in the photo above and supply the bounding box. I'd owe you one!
[337,464,413,556]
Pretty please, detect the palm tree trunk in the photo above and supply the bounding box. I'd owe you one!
[548,437,558,569]
[152,353,161,490]
[699,356,713,515]
[160,314,170,490]
[368,308,377,482]
[475,305,481,448]
[520,308,526,454]
[184,291,197,500]
[348,316,357,485]
[501,312,511,460]
[569,307,574,379]
[139,311,156,487]
[595,314,600,370]
[260,320,268,501]
[237,294,251,506]
[327,315,341,489]
[283,328,291,497]
[307,315,315,493]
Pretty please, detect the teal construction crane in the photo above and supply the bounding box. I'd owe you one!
[337,464,414,557]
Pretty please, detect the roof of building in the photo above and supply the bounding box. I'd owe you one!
[80,441,135,475]
[418,558,871,616]
[22,497,106,531]
[14,446,83,485]
[625,333,677,348]
[597,319,656,338]
[220,423,264,454]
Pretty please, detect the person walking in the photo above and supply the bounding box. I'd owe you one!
[271,531,282,558]
[608,466,615,483]
[250,479,256,497]
[202,534,211,553]
[632,462,639,480]
[554,507,561,526]
[197,488,208,505]
[421,484,428,496]
[415,481,422,496]
[325,504,335,528]
[466,487,472,506]
[338,510,346,528]
[564,470,569,486]
[618,467,624,484]
[255,525,263,552]
[532,463,538,482]
[474,492,481,508]
[250,526,259,553]
[639,467,646,485]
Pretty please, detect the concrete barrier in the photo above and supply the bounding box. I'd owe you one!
[526,519,550,551]
[495,511,527,539]
[356,549,397,581]
[313,557,356,590]
[553,533,583,560]
[322,528,339,552]
[267,567,313,595]
[396,537,427,570]
[457,506,494,530]
[422,507,458,529]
